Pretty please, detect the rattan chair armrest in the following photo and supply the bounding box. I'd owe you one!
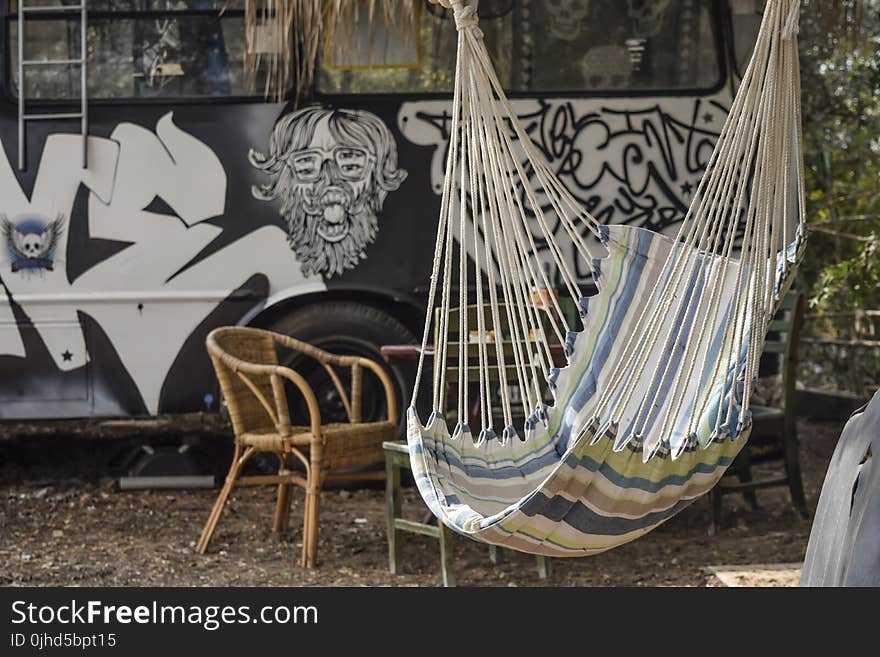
[354,357,399,423]
[272,334,396,424]
[274,365,323,438]
[271,332,357,367]
[210,347,278,378]
[288,433,313,446]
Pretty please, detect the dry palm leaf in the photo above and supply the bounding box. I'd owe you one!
[245,0,418,103]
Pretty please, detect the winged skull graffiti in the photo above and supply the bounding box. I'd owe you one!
[1,214,64,273]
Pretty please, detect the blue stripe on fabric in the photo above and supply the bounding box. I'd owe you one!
[418,430,739,494]
[519,491,702,536]
[624,252,708,440]
[420,441,560,480]
[567,448,737,494]
[413,434,560,471]
[557,228,654,452]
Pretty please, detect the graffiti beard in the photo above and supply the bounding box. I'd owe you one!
[251,106,407,279]
[285,172,378,278]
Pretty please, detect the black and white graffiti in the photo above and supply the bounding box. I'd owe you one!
[2,214,64,273]
[402,97,723,232]
[250,106,408,279]
[399,96,725,283]
[0,111,321,417]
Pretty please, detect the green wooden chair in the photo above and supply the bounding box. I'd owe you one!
[384,298,569,586]
[708,291,809,534]
[384,441,459,586]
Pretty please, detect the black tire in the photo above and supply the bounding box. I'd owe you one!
[269,301,417,429]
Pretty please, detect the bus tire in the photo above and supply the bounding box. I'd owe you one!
[268,300,417,430]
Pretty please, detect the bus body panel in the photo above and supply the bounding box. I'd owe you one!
[0,1,745,421]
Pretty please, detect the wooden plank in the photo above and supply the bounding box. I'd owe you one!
[236,474,308,487]
[718,477,789,493]
[394,518,442,538]
[801,337,880,347]
[383,441,409,456]
[767,320,790,333]
[385,455,402,575]
[0,412,230,441]
[439,522,456,587]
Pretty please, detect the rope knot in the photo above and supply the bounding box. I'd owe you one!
[452,1,483,39]
[781,0,801,40]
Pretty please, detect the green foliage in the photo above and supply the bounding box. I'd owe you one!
[810,235,879,313]
[798,0,880,331]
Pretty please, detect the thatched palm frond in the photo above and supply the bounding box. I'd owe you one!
[245,0,417,103]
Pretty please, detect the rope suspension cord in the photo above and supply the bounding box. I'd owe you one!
[577,0,804,454]
[624,5,788,444]
[405,0,807,556]
[413,0,804,449]
[411,0,604,432]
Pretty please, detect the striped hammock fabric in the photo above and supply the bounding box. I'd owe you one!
[407,0,808,556]
[409,226,805,555]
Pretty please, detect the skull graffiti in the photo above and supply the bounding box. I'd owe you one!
[21,233,43,257]
[543,0,589,41]
[250,106,407,278]
[627,0,673,38]
[1,214,64,273]
[580,45,632,90]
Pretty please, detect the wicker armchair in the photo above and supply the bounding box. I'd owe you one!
[196,326,398,567]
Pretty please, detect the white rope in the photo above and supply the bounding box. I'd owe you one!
[410,0,806,452]
[652,0,794,442]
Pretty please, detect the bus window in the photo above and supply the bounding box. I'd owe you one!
[530,0,721,92]
[318,0,722,95]
[7,0,271,100]
[730,0,766,76]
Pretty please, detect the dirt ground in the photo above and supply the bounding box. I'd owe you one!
[0,420,844,587]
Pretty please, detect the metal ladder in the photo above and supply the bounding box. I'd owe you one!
[17,1,88,171]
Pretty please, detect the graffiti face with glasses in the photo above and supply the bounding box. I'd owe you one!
[250,105,407,279]
[284,128,375,244]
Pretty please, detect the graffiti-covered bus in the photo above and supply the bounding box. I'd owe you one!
[0,0,765,427]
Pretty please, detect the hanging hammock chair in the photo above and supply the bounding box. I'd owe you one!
[407,0,808,556]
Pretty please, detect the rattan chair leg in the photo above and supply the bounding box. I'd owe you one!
[300,494,310,567]
[273,482,291,534]
[273,454,293,533]
[196,445,255,554]
[302,442,324,568]
[302,488,321,568]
